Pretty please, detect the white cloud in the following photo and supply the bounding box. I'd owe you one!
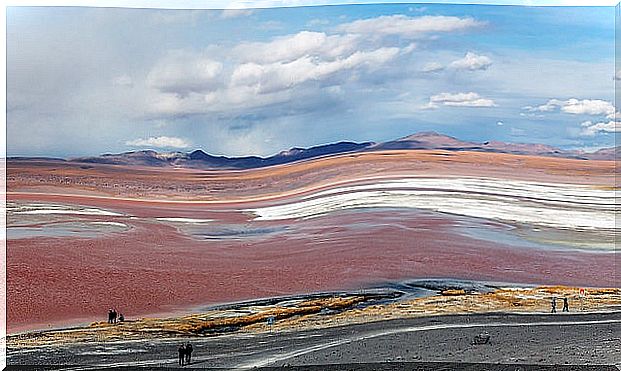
[234,31,361,64]
[126,136,191,148]
[139,14,485,119]
[449,51,492,71]
[145,22,420,118]
[579,120,621,136]
[524,98,615,117]
[523,99,560,112]
[232,47,401,94]
[424,92,496,109]
[561,99,615,116]
[220,9,254,19]
[525,98,618,137]
[146,45,404,118]
[146,51,223,95]
[336,15,484,38]
[421,62,444,73]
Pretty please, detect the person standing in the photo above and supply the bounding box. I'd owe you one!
[563,297,569,312]
[178,344,186,366]
[108,309,114,324]
[551,297,557,313]
[185,342,193,365]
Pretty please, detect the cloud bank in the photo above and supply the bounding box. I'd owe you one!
[524,98,615,118]
[424,92,496,108]
[126,136,191,148]
[143,15,483,119]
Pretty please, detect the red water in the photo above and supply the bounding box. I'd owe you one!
[6,197,616,333]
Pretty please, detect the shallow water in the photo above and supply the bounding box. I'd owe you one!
[8,221,129,239]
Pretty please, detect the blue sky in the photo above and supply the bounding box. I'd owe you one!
[6,3,616,157]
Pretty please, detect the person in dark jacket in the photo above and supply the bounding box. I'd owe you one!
[178,344,186,366]
[185,342,193,364]
[551,297,557,313]
[563,297,569,312]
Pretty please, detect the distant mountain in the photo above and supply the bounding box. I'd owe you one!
[479,140,577,157]
[371,132,598,159]
[581,146,621,161]
[15,132,616,169]
[372,131,482,151]
[72,141,372,169]
[76,150,187,167]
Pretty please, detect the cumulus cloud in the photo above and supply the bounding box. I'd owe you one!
[232,47,401,93]
[336,15,484,38]
[233,31,361,64]
[524,98,615,118]
[561,99,615,117]
[423,92,496,109]
[421,62,444,73]
[579,120,621,136]
[146,45,403,118]
[126,136,191,148]
[449,51,492,71]
[138,14,484,119]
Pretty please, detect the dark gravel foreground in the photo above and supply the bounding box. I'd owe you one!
[4,364,618,371]
[7,312,621,370]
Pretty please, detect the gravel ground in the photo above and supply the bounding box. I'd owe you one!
[6,312,621,370]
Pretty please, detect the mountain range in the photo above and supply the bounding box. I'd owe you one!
[14,132,618,169]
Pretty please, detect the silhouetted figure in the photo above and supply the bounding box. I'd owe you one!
[118,313,125,322]
[112,308,118,324]
[108,309,115,324]
[563,297,569,312]
[178,344,186,366]
[185,342,193,364]
[551,297,557,313]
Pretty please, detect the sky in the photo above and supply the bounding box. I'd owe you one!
[6,3,617,158]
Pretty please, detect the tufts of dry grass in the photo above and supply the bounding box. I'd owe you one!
[8,295,368,348]
[8,286,621,349]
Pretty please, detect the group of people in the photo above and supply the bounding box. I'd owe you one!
[178,342,194,366]
[107,308,124,324]
[551,297,569,313]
